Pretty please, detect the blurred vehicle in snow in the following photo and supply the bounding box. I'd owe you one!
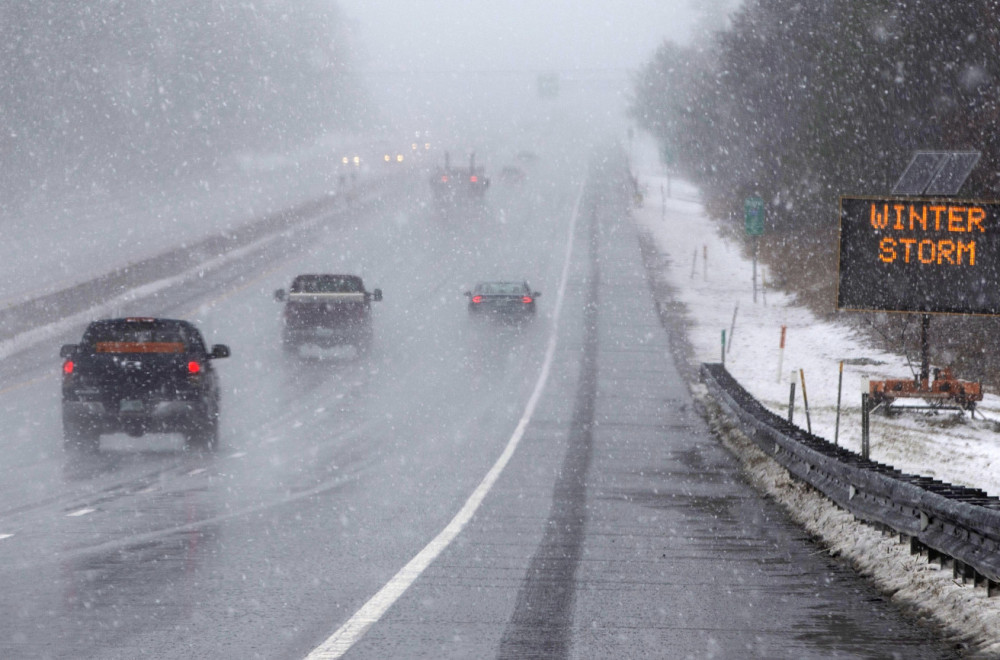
[515,150,539,164]
[499,165,527,184]
[60,317,230,452]
[465,281,539,321]
[429,151,490,202]
[275,273,381,354]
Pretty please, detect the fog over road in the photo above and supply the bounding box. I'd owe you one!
[0,87,957,657]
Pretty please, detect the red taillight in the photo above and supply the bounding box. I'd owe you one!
[470,175,478,183]
[471,295,483,304]
[63,360,74,375]
[187,361,201,374]
[441,175,449,182]
[522,296,533,304]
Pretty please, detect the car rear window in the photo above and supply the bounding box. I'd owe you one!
[478,282,527,295]
[291,275,363,293]
[83,321,197,353]
[95,341,185,353]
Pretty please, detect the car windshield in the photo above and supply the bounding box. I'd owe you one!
[291,275,363,293]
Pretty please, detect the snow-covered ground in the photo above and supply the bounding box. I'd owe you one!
[632,135,1000,656]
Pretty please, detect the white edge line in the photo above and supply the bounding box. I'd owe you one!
[304,183,586,659]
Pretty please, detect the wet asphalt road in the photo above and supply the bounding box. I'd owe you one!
[0,145,959,658]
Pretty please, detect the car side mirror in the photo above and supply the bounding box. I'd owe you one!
[373,288,383,302]
[464,291,472,297]
[60,344,78,358]
[533,291,541,298]
[274,289,286,302]
[210,344,231,359]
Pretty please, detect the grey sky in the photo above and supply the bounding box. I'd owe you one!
[339,1,705,74]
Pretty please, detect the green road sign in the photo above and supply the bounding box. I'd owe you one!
[744,196,764,235]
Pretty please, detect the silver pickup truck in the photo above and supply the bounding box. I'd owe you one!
[275,274,382,354]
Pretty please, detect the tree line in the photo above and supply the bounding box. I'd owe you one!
[0,1,366,206]
[631,0,1000,385]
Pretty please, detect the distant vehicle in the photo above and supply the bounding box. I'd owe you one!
[515,150,539,164]
[465,281,540,320]
[60,317,231,451]
[275,274,382,353]
[430,151,490,201]
[499,165,527,184]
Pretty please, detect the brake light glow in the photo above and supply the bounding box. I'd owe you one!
[471,295,483,304]
[522,296,533,304]
[63,360,74,375]
[441,175,449,182]
[470,175,478,183]
[187,361,202,374]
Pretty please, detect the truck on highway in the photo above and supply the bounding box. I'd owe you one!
[60,317,231,451]
[275,273,382,355]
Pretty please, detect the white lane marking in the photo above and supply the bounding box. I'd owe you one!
[305,185,585,659]
[66,508,96,517]
[0,534,13,540]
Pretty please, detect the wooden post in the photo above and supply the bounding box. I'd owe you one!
[799,368,812,434]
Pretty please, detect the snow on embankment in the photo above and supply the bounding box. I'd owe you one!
[632,142,1000,655]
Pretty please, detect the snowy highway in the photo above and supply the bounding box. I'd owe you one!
[0,133,961,658]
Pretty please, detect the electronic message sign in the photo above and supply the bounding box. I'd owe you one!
[838,196,1000,314]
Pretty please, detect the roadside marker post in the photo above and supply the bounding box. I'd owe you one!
[776,325,787,383]
[834,361,844,445]
[861,392,871,460]
[727,303,738,354]
[787,372,796,423]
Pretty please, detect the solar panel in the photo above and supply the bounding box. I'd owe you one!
[925,151,980,196]
[891,152,947,195]
[891,151,981,196]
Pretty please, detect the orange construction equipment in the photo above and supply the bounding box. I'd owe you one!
[869,367,982,412]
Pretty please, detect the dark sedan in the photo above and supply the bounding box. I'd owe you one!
[465,281,540,319]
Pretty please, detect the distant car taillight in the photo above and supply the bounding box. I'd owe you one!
[441,175,449,182]
[471,295,483,304]
[63,360,74,375]
[522,296,533,304]
[470,175,478,183]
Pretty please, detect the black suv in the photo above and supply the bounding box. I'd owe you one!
[60,317,230,451]
[275,274,382,353]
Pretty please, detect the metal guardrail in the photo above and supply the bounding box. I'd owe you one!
[0,176,395,343]
[701,362,1000,595]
